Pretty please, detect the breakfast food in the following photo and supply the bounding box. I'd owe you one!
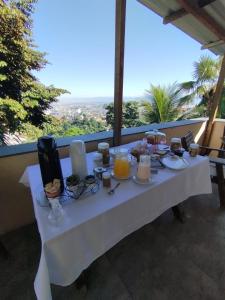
[44,179,61,198]
[130,143,148,162]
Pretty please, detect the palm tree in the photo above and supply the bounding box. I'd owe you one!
[181,55,225,118]
[142,82,194,123]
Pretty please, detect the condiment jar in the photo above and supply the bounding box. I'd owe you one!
[102,171,111,188]
[113,148,130,179]
[145,130,166,145]
[170,138,181,152]
[94,167,106,180]
[189,143,199,157]
[137,155,151,181]
[98,142,110,167]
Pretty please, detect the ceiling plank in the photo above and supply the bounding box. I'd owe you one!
[163,0,216,24]
[201,40,225,50]
[177,0,225,41]
[163,8,187,24]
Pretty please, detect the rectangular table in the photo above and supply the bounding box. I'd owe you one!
[20,145,212,300]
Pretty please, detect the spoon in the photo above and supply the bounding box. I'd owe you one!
[108,182,121,195]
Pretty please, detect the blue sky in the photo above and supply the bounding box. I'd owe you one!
[32,0,215,99]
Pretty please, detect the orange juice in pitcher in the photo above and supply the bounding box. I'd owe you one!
[113,148,130,179]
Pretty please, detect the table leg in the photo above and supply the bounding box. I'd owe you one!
[215,164,225,208]
[76,270,88,292]
[172,205,186,223]
[0,240,9,259]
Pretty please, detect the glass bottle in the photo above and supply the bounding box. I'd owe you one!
[98,142,110,167]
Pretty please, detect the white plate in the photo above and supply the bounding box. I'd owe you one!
[161,156,189,170]
[132,175,154,185]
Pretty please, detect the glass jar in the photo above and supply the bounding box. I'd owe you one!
[189,143,199,157]
[93,152,103,168]
[102,171,111,188]
[113,148,130,179]
[145,130,166,145]
[170,138,181,152]
[98,142,110,167]
[137,155,151,181]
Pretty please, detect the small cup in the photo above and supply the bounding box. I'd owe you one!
[189,143,199,157]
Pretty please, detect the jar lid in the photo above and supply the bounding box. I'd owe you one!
[94,167,106,173]
[190,143,199,149]
[98,142,109,149]
[171,137,181,143]
[145,130,166,137]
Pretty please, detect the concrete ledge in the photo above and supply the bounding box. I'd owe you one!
[0,119,206,158]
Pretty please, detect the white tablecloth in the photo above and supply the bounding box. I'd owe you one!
[20,148,212,300]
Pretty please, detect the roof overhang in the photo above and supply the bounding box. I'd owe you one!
[137,0,225,55]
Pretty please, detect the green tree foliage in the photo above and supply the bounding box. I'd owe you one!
[0,0,67,144]
[105,101,146,128]
[22,115,105,142]
[181,55,225,118]
[72,115,106,133]
[142,83,194,123]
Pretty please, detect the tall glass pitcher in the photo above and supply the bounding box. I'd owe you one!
[113,148,130,179]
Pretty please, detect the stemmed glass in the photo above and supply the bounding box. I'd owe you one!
[48,197,65,225]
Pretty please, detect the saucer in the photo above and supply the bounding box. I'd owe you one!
[132,175,154,185]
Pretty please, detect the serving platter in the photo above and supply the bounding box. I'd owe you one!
[161,156,189,170]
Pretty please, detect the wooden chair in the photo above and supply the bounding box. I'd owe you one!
[181,130,225,207]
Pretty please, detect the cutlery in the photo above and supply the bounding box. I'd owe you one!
[108,182,121,195]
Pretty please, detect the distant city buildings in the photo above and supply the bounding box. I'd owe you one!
[48,102,107,123]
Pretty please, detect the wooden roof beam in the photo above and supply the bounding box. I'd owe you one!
[177,0,225,41]
[201,40,225,50]
[163,0,216,25]
[202,55,225,147]
[113,0,126,146]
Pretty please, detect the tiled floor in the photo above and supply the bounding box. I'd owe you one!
[1,184,225,300]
